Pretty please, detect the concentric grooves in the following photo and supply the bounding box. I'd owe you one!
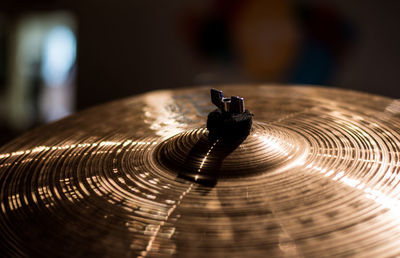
[154,122,309,179]
[0,85,400,257]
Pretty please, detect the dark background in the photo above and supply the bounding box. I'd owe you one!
[0,0,400,145]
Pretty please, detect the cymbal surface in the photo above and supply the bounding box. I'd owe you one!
[1,85,400,257]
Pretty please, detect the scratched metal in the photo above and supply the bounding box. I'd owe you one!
[1,85,400,257]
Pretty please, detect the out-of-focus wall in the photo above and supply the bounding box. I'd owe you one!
[0,0,400,144]
[73,0,400,110]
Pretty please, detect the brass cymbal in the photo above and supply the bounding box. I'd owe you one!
[1,85,400,257]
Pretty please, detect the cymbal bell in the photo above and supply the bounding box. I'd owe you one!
[1,85,400,257]
[156,122,309,180]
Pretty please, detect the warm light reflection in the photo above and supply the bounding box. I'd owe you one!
[0,135,183,255]
[257,134,289,156]
[309,161,400,218]
[197,140,218,176]
[0,139,159,211]
[364,187,400,216]
[143,93,188,138]
[385,99,400,116]
[140,183,194,257]
[0,140,157,163]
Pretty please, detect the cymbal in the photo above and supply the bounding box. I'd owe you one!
[1,85,400,257]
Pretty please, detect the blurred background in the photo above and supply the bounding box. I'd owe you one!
[0,0,399,145]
